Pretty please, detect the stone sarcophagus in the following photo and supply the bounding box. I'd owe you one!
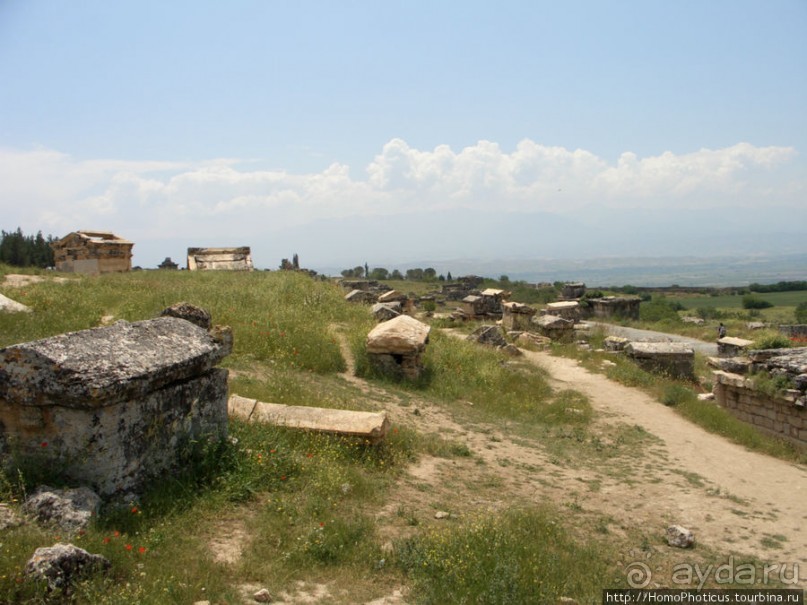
[0,313,231,497]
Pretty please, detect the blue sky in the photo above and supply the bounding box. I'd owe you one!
[0,0,805,273]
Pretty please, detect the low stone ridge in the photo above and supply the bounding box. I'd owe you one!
[24,543,111,591]
[229,394,390,444]
[23,486,101,532]
[0,316,231,407]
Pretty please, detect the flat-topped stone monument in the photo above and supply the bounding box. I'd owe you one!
[717,336,754,358]
[626,341,695,380]
[366,315,430,380]
[0,312,231,497]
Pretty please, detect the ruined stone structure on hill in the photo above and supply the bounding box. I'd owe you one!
[187,247,253,271]
[51,231,133,275]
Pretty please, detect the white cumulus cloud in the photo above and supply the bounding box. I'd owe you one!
[0,139,799,248]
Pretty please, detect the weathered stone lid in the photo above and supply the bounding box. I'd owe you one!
[626,342,694,357]
[0,317,231,407]
[502,301,536,315]
[366,315,430,355]
[546,301,580,310]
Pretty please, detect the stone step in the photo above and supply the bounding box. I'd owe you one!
[228,394,390,444]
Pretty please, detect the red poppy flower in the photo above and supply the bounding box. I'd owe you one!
[125,544,133,551]
[138,546,147,554]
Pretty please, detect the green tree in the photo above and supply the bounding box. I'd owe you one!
[0,227,55,268]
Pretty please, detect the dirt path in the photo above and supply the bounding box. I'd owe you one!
[525,350,807,575]
[318,330,807,600]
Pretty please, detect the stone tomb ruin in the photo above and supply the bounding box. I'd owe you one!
[51,230,133,275]
[187,247,254,271]
[366,315,430,380]
[625,342,695,380]
[0,308,231,497]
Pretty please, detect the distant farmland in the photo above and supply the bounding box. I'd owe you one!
[674,290,807,310]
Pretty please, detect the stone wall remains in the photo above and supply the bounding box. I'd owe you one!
[713,371,807,447]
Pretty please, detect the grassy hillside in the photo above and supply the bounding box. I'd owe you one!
[0,267,619,604]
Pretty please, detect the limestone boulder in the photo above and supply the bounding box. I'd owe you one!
[23,486,101,532]
[24,543,111,591]
[666,525,695,548]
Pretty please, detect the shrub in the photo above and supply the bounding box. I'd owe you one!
[639,297,681,323]
[795,302,807,324]
[751,333,792,350]
[742,295,773,310]
[661,384,695,407]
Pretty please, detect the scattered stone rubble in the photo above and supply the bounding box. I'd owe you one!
[0,304,231,497]
[451,288,510,321]
[467,325,508,349]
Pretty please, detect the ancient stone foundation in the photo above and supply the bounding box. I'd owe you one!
[0,313,231,497]
[713,370,807,446]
